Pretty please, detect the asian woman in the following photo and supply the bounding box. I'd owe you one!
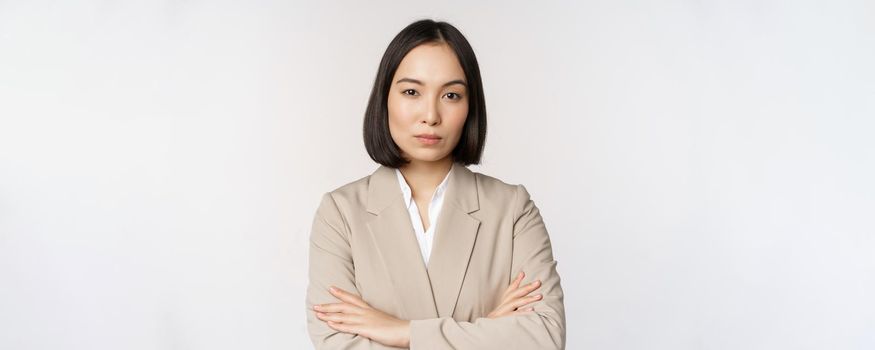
[306,19,566,350]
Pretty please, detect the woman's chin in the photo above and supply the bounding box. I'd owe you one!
[405,152,451,163]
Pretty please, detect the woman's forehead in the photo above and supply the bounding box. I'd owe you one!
[394,44,466,83]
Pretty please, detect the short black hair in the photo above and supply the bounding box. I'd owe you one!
[363,19,487,168]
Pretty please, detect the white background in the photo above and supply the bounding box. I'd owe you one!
[1,1,873,349]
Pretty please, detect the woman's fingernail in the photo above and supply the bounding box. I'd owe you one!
[536,294,543,299]
[329,286,337,293]
[313,305,321,310]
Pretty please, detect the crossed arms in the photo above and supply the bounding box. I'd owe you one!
[306,184,566,349]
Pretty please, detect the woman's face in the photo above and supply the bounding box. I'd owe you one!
[387,42,469,165]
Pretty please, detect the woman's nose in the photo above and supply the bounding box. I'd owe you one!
[422,98,440,125]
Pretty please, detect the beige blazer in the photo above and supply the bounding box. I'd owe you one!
[306,162,566,349]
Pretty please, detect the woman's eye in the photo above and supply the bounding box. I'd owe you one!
[445,92,462,100]
[402,89,418,96]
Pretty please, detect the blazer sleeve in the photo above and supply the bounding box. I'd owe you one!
[408,184,567,350]
[306,192,398,350]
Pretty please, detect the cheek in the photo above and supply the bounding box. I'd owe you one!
[388,95,417,123]
[387,116,405,145]
[445,104,469,132]
[386,97,408,139]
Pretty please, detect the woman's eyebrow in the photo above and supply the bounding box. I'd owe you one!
[395,77,467,88]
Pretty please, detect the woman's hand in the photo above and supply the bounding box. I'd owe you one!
[313,286,411,348]
[486,271,542,319]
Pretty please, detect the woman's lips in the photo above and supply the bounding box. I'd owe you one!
[415,136,441,145]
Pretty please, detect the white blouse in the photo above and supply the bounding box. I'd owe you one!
[394,166,453,265]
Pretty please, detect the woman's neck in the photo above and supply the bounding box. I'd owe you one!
[398,157,453,199]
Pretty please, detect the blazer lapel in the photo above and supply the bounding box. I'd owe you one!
[364,162,481,320]
[365,165,438,319]
[427,162,481,318]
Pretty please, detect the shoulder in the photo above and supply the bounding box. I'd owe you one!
[315,173,370,215]
[327,173,370,198]
[470,169,517,196]
[468,168,537,214]
[470,171,546,240]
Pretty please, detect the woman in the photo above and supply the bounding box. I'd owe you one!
[306,19,566,349]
